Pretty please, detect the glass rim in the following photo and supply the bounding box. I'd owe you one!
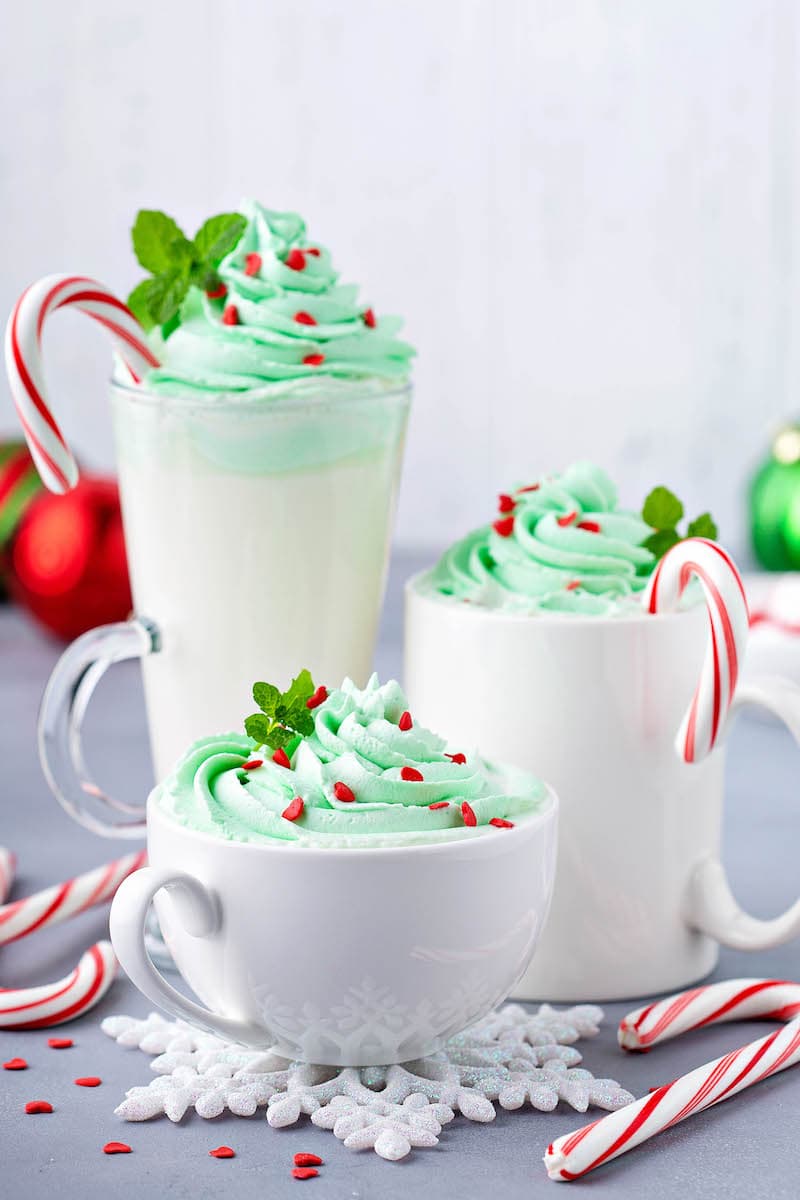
[110,374,412,415]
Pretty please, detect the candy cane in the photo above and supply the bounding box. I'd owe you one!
[4,274,160,494]
[544,977,800,1181]
[643,538,750,762]
[0,847,145,1028]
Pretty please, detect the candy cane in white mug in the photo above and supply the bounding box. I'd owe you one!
[543,977,800,1181]
[643,537,750,762]
[4,274,159,493]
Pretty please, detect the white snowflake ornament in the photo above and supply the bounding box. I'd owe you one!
[102,1002,634,1160]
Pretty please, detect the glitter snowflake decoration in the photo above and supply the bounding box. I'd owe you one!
[102,1003,634,1161]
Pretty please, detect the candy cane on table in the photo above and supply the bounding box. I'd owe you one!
[0,847,146,1028]
[543,977,800,1182]
[643,537,750,763]
[4,274,160,494]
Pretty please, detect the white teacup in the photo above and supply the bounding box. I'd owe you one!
[110,784,558,1066]
[405,578,800,1002]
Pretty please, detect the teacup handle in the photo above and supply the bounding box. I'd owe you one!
[110,866,263,1045]
[38,616,161,837]
[684,675,800,950]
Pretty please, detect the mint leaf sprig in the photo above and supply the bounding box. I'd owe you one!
[127,209,247,338]
[641,486,718,561]
[244,669,317,754]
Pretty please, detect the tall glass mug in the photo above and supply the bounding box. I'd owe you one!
[40,381,410,836]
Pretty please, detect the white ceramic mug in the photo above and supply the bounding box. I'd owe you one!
[38,380,409,837]
[405,580,800,1001]
[109,785,558,1065]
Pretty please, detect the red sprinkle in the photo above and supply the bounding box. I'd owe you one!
[519,483,540,492]
[446,752,466,764]
[333,781,355,803]
[4,1058,27,1070]
[565,580,581,591]
[209,1146,236,1159]
[282,797,305,822]
[285,248,307,271]
[294,1153,324,1167]
[461,801,477,827]
[241,758,263,771]
[305,247,321,257]
[429,801,449,810]
[489,818,515,829]
[222,304,239,326]
[292,1168,319,1180]
[75,1077,102,1087]
[25,1101,53,1114]
[302,353,325,366]
[362,307,377,328]
[294,311,317,326]
[577,520,601,533]
[306,685,328,709]
[47,1038,72,1049]
[273,747,291,769]
[498,493,515,514]
[103,1142,132,1155]
[493,516,515,538]
[398,710,413,731]
[557,510,577,527]
[205,282,227,300]
[400,766,424,782]
[244,252,262,276]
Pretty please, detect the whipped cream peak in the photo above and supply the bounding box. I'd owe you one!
[157,673,546,848]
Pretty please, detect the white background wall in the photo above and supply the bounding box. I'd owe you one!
[2,0,798,556]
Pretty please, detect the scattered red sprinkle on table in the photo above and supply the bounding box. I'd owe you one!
[497,493,515,514]
[244,252,262,277]
[222,304,239,326]
[47,1038,73,1049]
[446,752,466,764]
[305,247,321,258]
[493,516,514,538]
[461,801,477,827]
[74,1077,102,1087]
[205,282,227,300]
[285,249,306,271]
[577,520,601,533]
[302,353,325,366]
[241,759,263,771]
[398,710,413,731]
[209,1146,236,1159]
[3,1058,27,1070]
[557,510,577,527]
[282,797,305,822]
[565,580,581,591]
[292,1167,319,1180]
[103,1142,132,1155]
[294,1153,323,1167]
[519,483,540,492]
[400,766,424,782]
[489,818,515,829]
[362,307,376,328]
[25,1101,53,1114]
[429,801,449,810]
[306,685,328,709]
[273,747,291,769]
[294,311,317,326]
[333,781,355,803]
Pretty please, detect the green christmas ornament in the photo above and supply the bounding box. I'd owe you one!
[750,423,800,570]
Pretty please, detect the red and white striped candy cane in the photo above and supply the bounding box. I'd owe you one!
[544,977,800,1181]
[644,537,750,762]
[0,847,145,1028]
[4,274,160,494]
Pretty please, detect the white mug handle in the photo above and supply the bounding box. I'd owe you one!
[684,675,800,950]
[110,866,265,1045]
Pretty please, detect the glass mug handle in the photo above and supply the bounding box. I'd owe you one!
[684,675,800,949]
[38,617,160,838]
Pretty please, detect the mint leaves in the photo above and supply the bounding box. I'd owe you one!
[244,670,317,753]
[127,209,246,336]
[641,486,718,561]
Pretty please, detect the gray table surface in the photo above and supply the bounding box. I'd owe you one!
[1,550,799,1199]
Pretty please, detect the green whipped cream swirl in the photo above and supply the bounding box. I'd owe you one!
[144,201,414,396]
[419,462,655,615]
[156,675,546,848]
